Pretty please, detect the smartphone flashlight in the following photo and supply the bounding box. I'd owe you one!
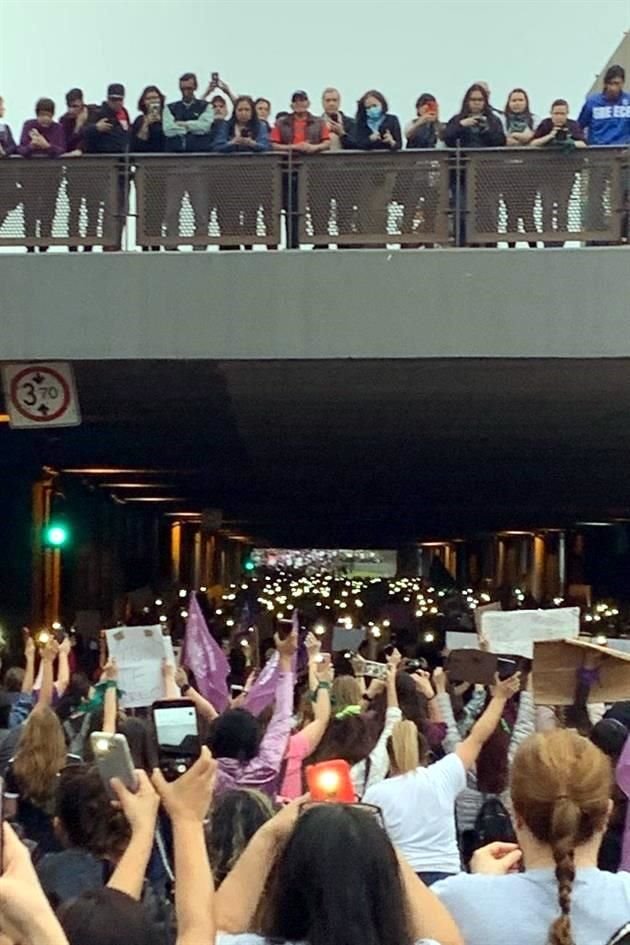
[306,760,355,803]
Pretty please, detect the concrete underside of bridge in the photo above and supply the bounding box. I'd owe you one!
[1,247,629,545]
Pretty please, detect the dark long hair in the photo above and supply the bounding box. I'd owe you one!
[504,87,534,130]
[356,89,389,125]
[58,889,157,945]
[207,788,274,886]
[227,95,261,139]
[256,805,416,945]
[306,713,379,767]
[137,85,165,114]
[458,83,491,118]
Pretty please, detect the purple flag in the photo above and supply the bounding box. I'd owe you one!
[242,651,279,717]
[182,594,230,713]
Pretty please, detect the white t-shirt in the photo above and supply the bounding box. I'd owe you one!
[363,753,466,874]
[434,868,630,945]
[218,937,439,945]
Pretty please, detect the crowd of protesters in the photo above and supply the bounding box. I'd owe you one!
[0,594,629,945]
[0,65,629,250]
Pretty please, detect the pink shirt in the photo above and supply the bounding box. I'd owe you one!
[617,736,630,871]
[280,730,311,800]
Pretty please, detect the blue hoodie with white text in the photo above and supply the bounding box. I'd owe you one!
[577,91,630,144]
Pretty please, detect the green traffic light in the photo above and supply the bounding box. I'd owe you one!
[244,559,256,572]
[44,523,69,548]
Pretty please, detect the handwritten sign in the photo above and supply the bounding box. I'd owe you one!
[474,601,502,634]
[106,625,173,708]
[483,608,580,660]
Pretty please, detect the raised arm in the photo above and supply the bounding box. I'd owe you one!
[21,633,36,694]
[108,770,159,900]
[100,659,119,735]
[55,636,71,697]
[152,747,217,945]
[36,640,59,712]
[176,667,219,721]
[455,673,521,771]
[298,659,332,754]
[255,630,296,770]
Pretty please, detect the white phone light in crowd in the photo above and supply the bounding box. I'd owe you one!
[226,618,235,627]
[343,617,353,630]
[159,615,167,623]
[52,621,62,631]
[38,631,51,644]
[371,627,382,638]
[314,624,326,636]
[180,610,188,618]
[382,620,391,628]
[594,634,608,646]
[95,737,109,753]
[155,598,163,606]
[178,589,187,598]
[424,632,435,643]
[200,586,207,592]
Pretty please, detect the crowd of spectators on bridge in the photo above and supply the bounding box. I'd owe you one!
[1,64,630,161]
[0,65,629,250]
[0,601,629,945]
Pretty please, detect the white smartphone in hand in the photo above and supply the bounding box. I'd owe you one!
[90,732,138,798]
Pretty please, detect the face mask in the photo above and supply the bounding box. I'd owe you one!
[366,104,383,121]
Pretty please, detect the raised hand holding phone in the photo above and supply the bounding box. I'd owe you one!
[152,698,201,781]
[152,745,217,824]
[91,732,138,798]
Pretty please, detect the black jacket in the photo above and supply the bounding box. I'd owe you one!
[443,112,506,148]
[353,113,402,151]
[84,102,131,154]
[131,114,165,152]
[406,120,443,149]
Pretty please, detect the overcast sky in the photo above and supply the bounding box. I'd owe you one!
[1,0,628,129]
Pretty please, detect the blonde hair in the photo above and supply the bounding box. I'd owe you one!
[13,707,67,807]
[511,730,611,945]
[332,676,362,714]
[387,720,426,775]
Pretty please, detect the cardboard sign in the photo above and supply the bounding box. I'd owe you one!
[483,608,580,660]
[533,638,630,706]
[447,650,498,686]
[105,625,173,708]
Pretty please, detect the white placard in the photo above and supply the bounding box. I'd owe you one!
[483,608,580,660]
[474,601,502,633]
[446,631,480,651]
[106,625,173,708]
[607,638,630,655]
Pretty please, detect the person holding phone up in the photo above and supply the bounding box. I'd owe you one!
[363,672,522,887]
[131,86,166,152]
[405,93,443,149]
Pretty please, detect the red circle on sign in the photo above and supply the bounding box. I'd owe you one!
[9,366,71,423]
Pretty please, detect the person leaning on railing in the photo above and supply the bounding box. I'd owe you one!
[83,83,131,251]
[18,97,66,253]
[501,88,537,247]
[131,86,166,252]
[443,83,506,246]
[213,96,270,250]
[0,95,19,235]
[59,88,102,252]
[530,99,586,247]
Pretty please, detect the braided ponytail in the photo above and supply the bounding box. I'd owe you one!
[548,798,579,945]
[510,731,612,945]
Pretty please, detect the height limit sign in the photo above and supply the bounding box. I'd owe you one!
[2,362,81,429]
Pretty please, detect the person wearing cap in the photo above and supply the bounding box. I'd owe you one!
[271,91,330,248]
[84,84,131,154]
[83,85,131,250]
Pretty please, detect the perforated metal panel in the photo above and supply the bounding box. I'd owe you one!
[465,147,625,244]
[135,153,283,247]
[298,151,451,246]
[0,156,121,247]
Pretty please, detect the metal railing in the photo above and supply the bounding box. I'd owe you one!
[0,147,627,250]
